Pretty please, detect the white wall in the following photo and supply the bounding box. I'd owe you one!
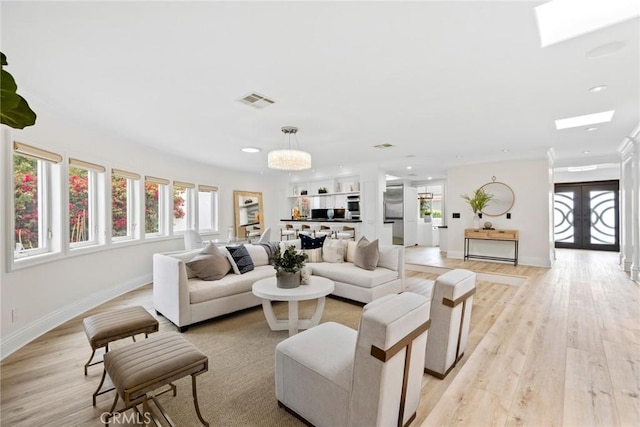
[446,158,553,267]
[1,110,280,359]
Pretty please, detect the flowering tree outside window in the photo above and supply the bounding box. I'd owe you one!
[14,154,39,249]
[69,166,89,243]
[112,175,128,237]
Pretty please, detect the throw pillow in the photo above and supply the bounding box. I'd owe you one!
[244,244,269,266]
[279,239,301,252]
[377,245,399,271]
[185,243,232,281]
[226,244,255,274]
[354,236,379,271]
[322,238,344,263]
[345,241,358,262]
[300,234,326,249]
[303,248,323,263]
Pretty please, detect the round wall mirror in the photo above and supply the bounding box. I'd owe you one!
[480,181,515,217]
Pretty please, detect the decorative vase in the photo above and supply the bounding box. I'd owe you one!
[472,214,480,230]
[327,208,334,220]
[227,225,235,243]
[277,271,301,289]
[301,266,312,285]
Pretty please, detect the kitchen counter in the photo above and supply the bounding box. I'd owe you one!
[280,219,362,223]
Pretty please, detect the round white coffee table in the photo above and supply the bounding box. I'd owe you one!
[252,276,334,336]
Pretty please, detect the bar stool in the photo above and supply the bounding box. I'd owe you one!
[280,224,296,240]
[335,226,355,240]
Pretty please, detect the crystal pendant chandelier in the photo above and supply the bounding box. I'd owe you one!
[267,126,312,171]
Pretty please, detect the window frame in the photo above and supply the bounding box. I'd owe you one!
[68,159,105,250]
[111,169,141,242]
[144,176,169,238]
[172,181,194,234]
[197,184,219,233]
[11,142,62,263]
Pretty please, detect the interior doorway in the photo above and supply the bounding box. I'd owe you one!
[554,180,619,251]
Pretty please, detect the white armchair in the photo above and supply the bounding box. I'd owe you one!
[258,227,271,242]
[275,292,431,427]
[424,269,476,379]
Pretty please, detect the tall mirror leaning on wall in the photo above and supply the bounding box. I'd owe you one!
[233,191,264,241]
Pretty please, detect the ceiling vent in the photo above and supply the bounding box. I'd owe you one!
[374,143,394,149]
[238,92,276,109]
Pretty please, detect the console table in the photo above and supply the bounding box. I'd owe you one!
[464,228,519,266]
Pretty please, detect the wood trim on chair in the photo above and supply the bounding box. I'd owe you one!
[442,288,476,307]
[370,319,431,427]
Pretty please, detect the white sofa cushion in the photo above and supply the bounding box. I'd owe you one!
[322,238,344,263]
[308,262,398,289]
[189,265,274,303]
[377,245,399,271]
[244,244,269,266]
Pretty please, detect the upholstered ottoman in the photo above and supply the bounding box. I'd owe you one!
[83,306,159,404]
[423,269,476,378]
[103,332,209,426]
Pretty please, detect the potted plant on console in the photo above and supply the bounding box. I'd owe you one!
[272,246,308,288]
[461,187,493,229]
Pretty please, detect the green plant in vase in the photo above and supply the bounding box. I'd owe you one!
[272,246,308,288]
[461,187,493,228]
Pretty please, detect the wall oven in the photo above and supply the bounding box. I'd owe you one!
[347,195,360,219]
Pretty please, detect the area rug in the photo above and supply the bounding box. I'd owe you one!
[155,297,363,426]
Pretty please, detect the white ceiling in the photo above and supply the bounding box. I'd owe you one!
[2,1,638,181]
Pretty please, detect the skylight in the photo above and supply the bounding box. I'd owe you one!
[535,0,639,47]
[555,110,615,130]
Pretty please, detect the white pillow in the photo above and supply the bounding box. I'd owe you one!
[322,238,344,263]
[244,244,269,266]
[303,248,323,262]
[377,245,399,271]
[279,239,301,252]
[345,241,358,263]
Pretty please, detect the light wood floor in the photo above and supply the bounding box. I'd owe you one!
[1,248,638,426]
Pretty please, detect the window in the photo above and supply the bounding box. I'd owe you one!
[69,158,105,248]
[173,181,194,233]
[112,169,140,241]
[13,142,62,259]
[198,185,219,232]
[145,176,169,236]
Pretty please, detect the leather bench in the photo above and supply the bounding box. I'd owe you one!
[103,332,209,426]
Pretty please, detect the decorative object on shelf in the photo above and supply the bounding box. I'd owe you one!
[301,190,307,195]
[327,208,335,219]
[483,221,493,229]
[318,187,328,194]
[244,199,253,204]
[461,187,494,230]
[268,126,312,171]
[479,176,515,217]
[272,246,308,288]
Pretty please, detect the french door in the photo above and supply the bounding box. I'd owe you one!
[554,180,619,251]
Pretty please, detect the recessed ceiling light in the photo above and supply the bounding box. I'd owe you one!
[406,166,412,170]
[587,41,627,58]
[456,155,462,159]
[555,110,615,130]
[588,85,608,93]
[583,150,591,154]
[427,176,433,180]
[502,149,509,153]
[585,127,598,131]
[241,147,261,153]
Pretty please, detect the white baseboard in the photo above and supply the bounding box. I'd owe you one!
[0,274,151,360]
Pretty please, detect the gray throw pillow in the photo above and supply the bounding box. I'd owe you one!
[186,243,232,281]
[354,236,379,271]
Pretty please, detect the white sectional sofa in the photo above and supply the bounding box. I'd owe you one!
[152,240,405,331]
